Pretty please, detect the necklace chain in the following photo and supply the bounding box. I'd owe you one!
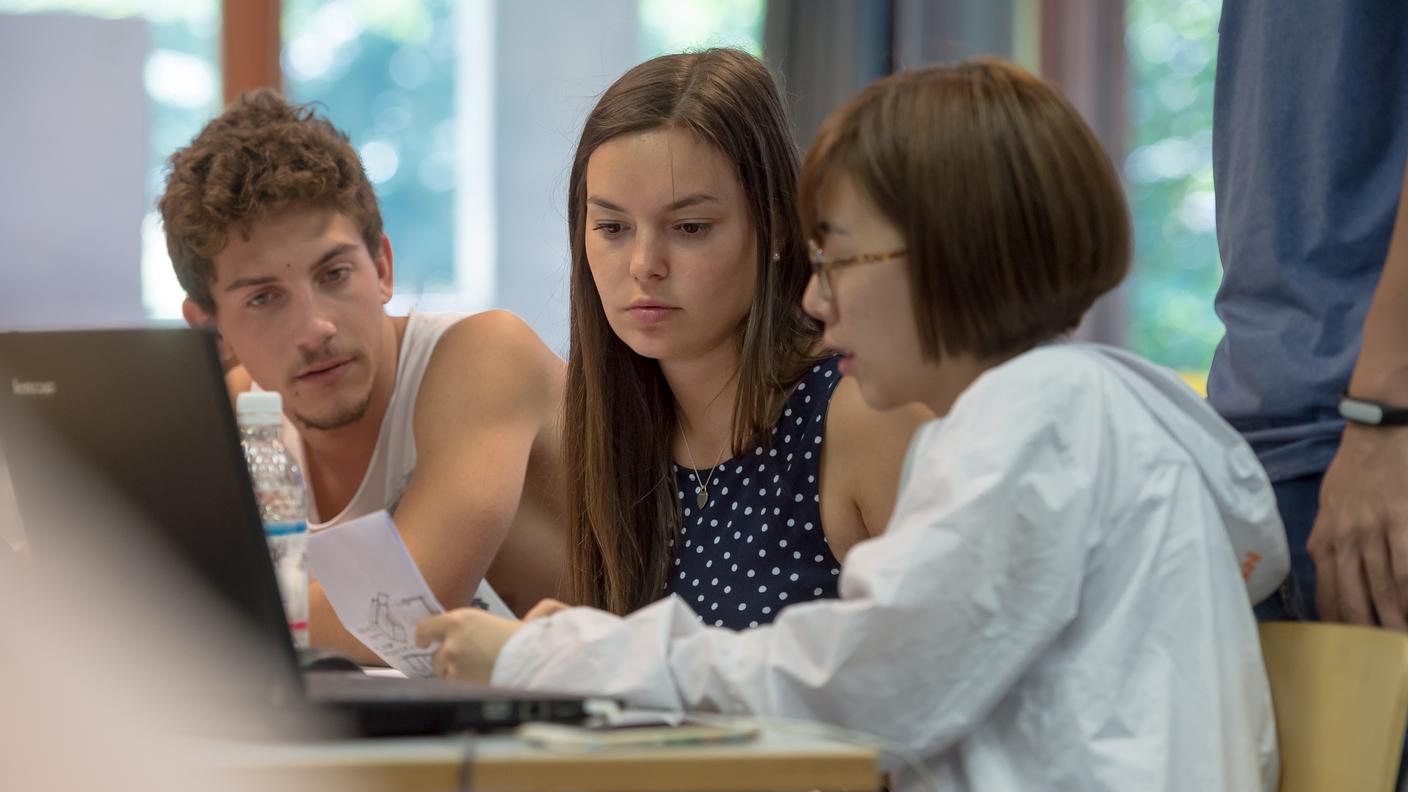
[681,430,727,509]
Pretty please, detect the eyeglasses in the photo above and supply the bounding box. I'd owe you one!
[805,239,907,302]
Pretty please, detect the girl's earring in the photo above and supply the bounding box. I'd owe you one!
[771,251,781,262]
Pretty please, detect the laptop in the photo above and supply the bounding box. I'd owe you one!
[0,327,598,737]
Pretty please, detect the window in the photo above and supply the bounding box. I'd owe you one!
[282,0,457,313]
[1125,0,1222,382]
[638,0,763,58]
[278,0,767,354]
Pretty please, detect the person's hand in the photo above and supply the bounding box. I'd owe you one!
[523,598,571,621]
[1308,424,1408,629]
[416,607,523,682]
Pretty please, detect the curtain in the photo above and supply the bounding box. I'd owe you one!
[763,0,1131,347]
[1040,0,1129,346]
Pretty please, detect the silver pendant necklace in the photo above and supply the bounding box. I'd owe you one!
[681,431,727,509]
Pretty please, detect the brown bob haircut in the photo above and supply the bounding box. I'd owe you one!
[800,58,1131,360]
[564,49,821,614]
[159,89,383,313]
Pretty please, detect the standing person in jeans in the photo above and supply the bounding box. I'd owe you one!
[1210,2,1408,628]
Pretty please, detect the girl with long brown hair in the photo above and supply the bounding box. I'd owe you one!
[559,48,926,625]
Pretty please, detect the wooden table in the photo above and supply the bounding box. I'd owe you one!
[213,729,881,791]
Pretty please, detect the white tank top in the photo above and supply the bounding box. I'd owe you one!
[279,312,510,615]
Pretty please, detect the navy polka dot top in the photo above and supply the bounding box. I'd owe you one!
[667,356,844,629]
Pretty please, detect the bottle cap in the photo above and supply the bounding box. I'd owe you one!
[236,391,283,426]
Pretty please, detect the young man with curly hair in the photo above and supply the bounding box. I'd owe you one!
[160,90,567,661]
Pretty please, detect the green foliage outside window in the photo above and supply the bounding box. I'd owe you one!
[638,0,763,58]
[282,0,457,300]
[279,0,765,303]
[1125,0,1223,378]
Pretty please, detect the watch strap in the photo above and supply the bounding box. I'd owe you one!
[1338,393,1408,426]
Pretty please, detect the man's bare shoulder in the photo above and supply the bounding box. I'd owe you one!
[441,310,554,353]
[418,311,564,419]
[431,310,562,381]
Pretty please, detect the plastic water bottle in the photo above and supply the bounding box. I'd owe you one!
[236,391,310,649]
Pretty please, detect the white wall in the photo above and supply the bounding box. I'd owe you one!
[486,0,640,356]
[0,13,148,331]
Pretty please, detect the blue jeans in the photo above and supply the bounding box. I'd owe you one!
[1257,472,1408,790]
[1255,474,1322,622]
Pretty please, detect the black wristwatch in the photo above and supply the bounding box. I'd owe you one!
[1338,393,1408,426]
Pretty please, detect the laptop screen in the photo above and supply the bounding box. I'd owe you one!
[0,328,302,698]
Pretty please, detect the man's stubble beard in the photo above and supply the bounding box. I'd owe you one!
[293,390,374,432]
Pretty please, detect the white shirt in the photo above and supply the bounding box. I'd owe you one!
[491,343,1288,792]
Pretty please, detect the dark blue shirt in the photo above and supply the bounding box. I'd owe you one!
[1208,2,1408,481]
[666,357,843,629]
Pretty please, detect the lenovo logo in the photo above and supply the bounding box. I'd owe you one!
[11,378,57,398]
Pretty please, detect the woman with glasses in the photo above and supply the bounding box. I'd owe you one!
[419,59,1288,791]
[534,48,928,628]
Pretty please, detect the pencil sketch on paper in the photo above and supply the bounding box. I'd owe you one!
[304,511,447,678]
[359,591,442,666]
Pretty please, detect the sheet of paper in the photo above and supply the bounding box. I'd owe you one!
[305,510,445,678]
